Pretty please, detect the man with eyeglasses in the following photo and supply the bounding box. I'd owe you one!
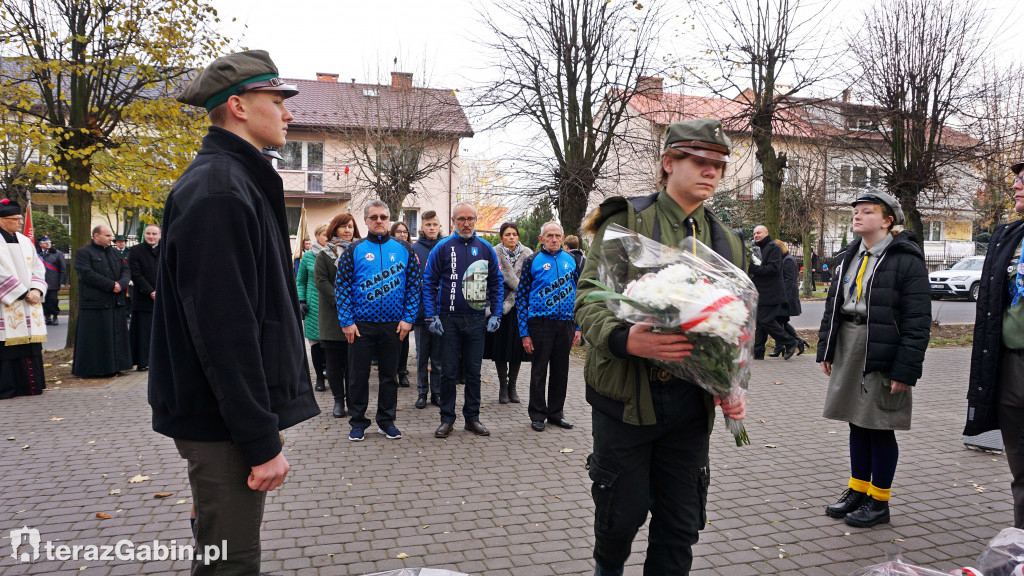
[423,201,504,438]
[966,159,1024,528]
[0,200,48,399]
[72,224,132,378]
[335,200,420,442]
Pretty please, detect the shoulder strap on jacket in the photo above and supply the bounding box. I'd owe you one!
[628,192,661,242]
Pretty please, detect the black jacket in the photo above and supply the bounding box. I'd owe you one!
[781,253,802,317]
[74,242,130,309]
[148,127,320,467]
[750,234,787,307]
[965,219,1024,438]
[127,242,159,312]
[411,235,441,324]
[816,232,931,386]
[38,246,66,290]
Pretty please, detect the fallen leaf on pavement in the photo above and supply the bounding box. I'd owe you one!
[559,448,573,453]
[176,499,188,504]
[128,474,150,484]
[21,445,29,450]
[396,553,409,559]
[96,512,112,519]
[49,417,65,421]
[153,493,173,499]
[764,444,777,448]
[774,381,783,385]
[109,489,121,495]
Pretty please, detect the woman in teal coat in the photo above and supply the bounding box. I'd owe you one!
[297,223,328,390]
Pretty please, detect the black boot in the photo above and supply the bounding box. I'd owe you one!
[767,346,784,357]
[430,392,440,406]
[332,401,345,418]
[315,375,326,392]
[797,338,809,355]
[844,496,890,527]
[825,488,867,518]
[415,393,427,409]
[398,373,411,388]
[496,363,510,404]
[508,363,521,403]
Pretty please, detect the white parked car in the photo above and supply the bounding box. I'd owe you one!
[929,256,985,301]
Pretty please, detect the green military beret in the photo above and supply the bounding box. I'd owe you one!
[663,118,732,163]
[177,50,298,112]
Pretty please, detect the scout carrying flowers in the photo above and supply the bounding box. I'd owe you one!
[583,224,757,446]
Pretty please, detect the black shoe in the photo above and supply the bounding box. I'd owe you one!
[51,316,59,326]
[464,421,490,436]
[783,346,796,360]
[430,393,440,406]
[753,353,765,360]
[549,418,574,429]
[767,346,784,357]
[136,366,149,372]
[508,387,521,403]
[415,394,427,409]
[825,488,867,518]
[844,496,890,527]
[531,420,546,432]
[435,422,453,438]
[314,376,326,392]
[398,374,411,388]
[332,401,345,418]
[797,339,809,355]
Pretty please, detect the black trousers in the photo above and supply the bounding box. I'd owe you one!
[414,325,441,395]
[527,318,574,422]
[397,335,410,377]
[754,304,795,356]
[998,348,1024,528]
[321,339,348,405]
[589,380,710,575]
[43,288,59,318]
[347,321,400,430]
[309,341,325,379]
[175,439,266,576]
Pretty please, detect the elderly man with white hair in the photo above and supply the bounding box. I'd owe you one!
[516,220,581,432]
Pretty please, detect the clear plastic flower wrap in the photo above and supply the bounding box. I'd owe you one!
[974,527,1024,576]
[582,223,757,446]
[846,559,956,576]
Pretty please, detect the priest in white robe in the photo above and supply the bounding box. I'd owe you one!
[0,199,47,399]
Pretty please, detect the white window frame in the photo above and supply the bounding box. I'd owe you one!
[275,141,325,193]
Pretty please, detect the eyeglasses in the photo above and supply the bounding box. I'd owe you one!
[394,230,409,236]
[455,217,477,224]
[2,216,24,221]
[1014,174,1024,186]
[367,215,389,221]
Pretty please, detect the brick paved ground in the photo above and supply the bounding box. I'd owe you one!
[0,346,1013,575]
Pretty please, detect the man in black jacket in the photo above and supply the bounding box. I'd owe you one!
[37,235,65,325]
[127,224,159,371]
[966,158,1024,528]
[71,225,132,377]
[750,225,796,359]
[148,50,320,576]
[412,210,443,409]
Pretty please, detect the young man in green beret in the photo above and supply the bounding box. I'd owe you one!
[149,50,320,576]
[575,118,748,575]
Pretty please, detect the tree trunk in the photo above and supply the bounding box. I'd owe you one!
[752,120,782,238]
[895,185,925,252]
[801,230,814,298]
[63,163,94,349]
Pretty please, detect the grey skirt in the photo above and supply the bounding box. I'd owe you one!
[822,321,912,431]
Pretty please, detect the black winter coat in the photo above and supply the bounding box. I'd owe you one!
[148,127,320,467]
[750,234,788,307]
[964,219,1024,438]
[816,232,931,386]
[74,242,130,309]
[781,253,802,317]
[412,235,441,324]
[127,242,159,312]
[38,247,66,290]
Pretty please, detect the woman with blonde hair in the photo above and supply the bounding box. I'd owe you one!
[297,222,329,390]
[817,190,931,528]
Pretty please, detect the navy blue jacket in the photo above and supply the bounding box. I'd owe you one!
[516,247,579,337]
[335,233,420,326]
[411,235,442,324]
[423,233,504,318]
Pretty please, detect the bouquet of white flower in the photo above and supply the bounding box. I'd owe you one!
[583,224,757,446]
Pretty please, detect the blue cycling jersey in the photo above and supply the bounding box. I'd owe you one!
[516,247,579,338]
[423,233,503,317]
[335,234,420,325]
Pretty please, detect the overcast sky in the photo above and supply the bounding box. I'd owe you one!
[208,0,1021,168]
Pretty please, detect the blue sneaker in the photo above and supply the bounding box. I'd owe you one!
[348,427,364,442]
[377,425,402,439]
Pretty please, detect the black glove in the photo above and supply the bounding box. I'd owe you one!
[299,301,309,318]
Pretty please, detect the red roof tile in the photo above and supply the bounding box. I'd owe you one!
[283,78,474,138]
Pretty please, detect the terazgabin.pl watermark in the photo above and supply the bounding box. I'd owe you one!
[8,526,227,565]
